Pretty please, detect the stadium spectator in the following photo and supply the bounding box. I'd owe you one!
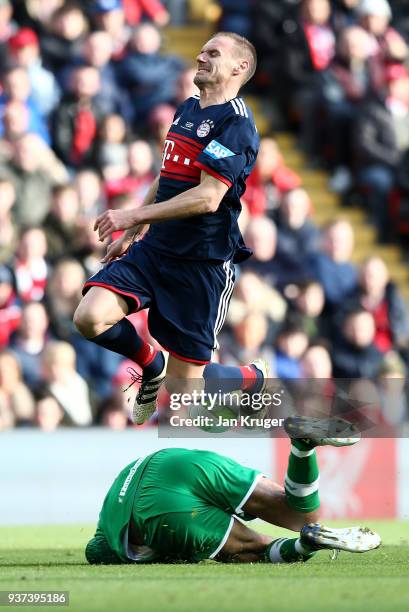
[35,390,64,431]
[0,0,14,72]
[321,25,383,190]
[75,168,105,219]
[15,0,64,31]
[307,219,358,313]
[39,2,88,76]
[280,0,336,152]
[226,271,287,333]
[330,0,361,35]
[331,308,385,378]
[173,66,199,106]
[301,343,333,378]
[76,30,125,117]
[52,64,104,169]
[2,133,66,225]
[104,139,155,204]
[90,0,130,61]
[274,188,320,280]
[219,311,274,370]
[376,350,408,425]
[354,63,409,241]
[45,258,85,341]
[122,0,170,27]
[13,226,48,303]
[274,317,309,379]
[242,217,281,287]
[0,265,21,350]
[357,0,408,64]
[0,349,35,430]
[10,301,50,389]
[148,103,176,160]
[96,390,129,429]
[286,279,326,340]
[75,218,107,277]
[41,340,93,426]
[0,66,50,143]
[0,177,18,263]
[96,113,129,179]
[42,183,84,263]
[341,256,409,353]
[8,27,60,117]
[0,101,30,164]
[218,0,254,39]
[296,343,334,418]
[244,138,301,217]
[116,22,184,126]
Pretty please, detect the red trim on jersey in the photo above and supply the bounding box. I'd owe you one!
[161,162,201,179]
[160,342,210,365]
[168,131,203,150]
[194,162,233,188]
[161,171,200,184]
[83,282,141,311]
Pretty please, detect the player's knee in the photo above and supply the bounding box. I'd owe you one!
[73,302,103,338]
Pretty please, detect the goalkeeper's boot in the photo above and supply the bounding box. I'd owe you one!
[130,351,168,425]
[300,523,381,553]
[284,415,360,447]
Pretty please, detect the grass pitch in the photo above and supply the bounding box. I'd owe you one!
[0,521,408,612]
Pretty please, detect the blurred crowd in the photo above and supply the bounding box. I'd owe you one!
[248,0,409,242]
[0,0,408,431]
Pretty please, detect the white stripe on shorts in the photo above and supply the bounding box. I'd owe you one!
[213,261,234,350]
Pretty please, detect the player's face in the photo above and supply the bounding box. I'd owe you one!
[194,37,238,88]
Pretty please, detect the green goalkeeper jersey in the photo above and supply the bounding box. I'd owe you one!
[86,448,261,564]
[92,454,159,563]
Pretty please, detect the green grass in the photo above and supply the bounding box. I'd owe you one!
[1,522,408,612]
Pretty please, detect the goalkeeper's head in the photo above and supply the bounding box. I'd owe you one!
[85,534,123,565]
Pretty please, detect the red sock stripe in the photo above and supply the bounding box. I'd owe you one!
[240,365,257,391]
[132,342,157,368]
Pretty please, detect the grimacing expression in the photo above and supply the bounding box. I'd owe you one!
[194,37,247,88]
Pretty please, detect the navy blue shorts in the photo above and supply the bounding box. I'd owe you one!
[82,241,235,364]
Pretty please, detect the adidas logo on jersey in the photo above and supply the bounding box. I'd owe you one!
[172,116,180,125]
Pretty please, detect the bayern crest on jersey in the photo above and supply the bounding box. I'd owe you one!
[197,119,214,137]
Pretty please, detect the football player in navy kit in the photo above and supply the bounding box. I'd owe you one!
[74,32,266,424]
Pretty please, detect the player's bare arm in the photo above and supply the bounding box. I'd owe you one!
[95,172,228,242]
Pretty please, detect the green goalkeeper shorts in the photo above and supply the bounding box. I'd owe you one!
[132,448,261,562]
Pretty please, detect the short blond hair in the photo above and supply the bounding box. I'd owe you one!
[212,31,257,85]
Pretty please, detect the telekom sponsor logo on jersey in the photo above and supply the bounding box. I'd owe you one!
[161,139,175,169]
[161,138,193,170]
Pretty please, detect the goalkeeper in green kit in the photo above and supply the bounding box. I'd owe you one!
[86,417,381,565]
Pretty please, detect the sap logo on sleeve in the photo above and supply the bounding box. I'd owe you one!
[204,140,236,160]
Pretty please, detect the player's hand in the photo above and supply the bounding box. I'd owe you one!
[100,237,130,264]
[94,208,140,242]
[100,224,150,264]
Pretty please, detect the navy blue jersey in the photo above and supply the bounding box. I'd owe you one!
[143,95,259,262]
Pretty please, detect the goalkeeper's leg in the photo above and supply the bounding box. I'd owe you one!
[216,518,316,564]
